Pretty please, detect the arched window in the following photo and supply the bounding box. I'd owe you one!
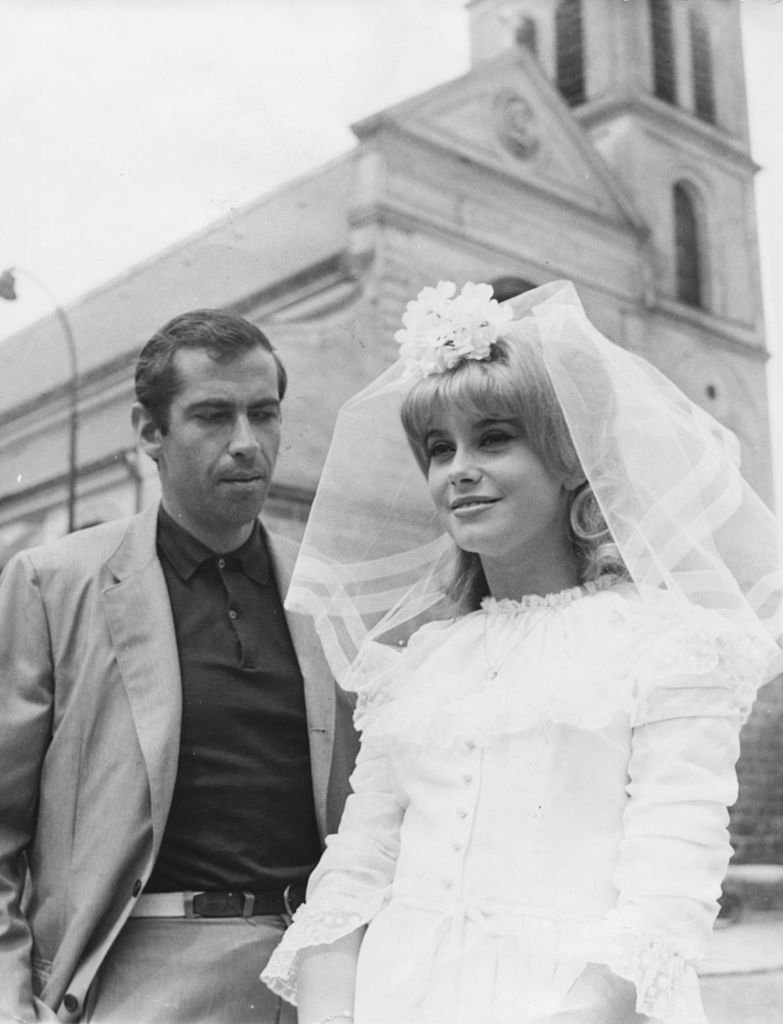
[690,9,716,124]
[556,0,585,107]
[673,183,703,308]
[650,0,676,104]
[489,276,536,302]
[515,16,538,56]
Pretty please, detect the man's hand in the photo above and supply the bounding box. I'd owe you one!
[530,963,650,1024]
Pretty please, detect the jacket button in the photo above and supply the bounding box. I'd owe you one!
[132,879,142,897]
[63,994,79,1013]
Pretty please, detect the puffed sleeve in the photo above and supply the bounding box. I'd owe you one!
[600,612,763,1022]
[261,688,406,1004]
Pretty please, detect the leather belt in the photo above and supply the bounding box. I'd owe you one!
[130,885,305,919]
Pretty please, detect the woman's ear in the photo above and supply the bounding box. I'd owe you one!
[131,402,163,463]
[562,471,587,493]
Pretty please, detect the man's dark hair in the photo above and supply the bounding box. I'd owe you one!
[134,308,287,431]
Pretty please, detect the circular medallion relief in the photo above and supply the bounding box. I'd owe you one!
[493,87,540,160]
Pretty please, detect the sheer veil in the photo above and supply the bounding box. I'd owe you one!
[287,281,783,692]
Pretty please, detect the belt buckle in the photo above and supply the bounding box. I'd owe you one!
[184,891,198,918]
[283,884,301,916]
[241,891,255,917]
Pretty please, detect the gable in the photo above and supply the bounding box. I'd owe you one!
[353,49,644,231]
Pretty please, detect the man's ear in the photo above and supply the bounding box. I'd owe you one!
[132,402,163,463]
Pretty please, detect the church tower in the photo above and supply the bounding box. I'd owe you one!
[467,0,769,500]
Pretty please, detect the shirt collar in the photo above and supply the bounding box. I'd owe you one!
[156,506,270,584]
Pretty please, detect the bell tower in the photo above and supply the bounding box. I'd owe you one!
[466,0,761,330]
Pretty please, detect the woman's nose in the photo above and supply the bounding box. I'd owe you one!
[447,449,481,484]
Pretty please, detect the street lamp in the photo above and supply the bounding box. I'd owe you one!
[0,267,80,533]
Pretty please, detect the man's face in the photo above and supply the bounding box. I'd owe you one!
[134,345,282,552]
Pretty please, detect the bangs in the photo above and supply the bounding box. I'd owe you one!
[400,334,578,482]
[401,338,545,470]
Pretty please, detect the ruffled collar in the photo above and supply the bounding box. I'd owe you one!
[481,574,622,614]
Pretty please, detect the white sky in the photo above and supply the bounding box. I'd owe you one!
[0,0,781,482]
[0,0,470,330]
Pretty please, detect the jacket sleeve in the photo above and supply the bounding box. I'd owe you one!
[262,719,405,1004]
[598,620,752,1021]
[0,553,57,1022]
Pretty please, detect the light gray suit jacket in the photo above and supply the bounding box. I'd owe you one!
[0,502,358,1022]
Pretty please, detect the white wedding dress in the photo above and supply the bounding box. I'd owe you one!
[263,578,761,1024]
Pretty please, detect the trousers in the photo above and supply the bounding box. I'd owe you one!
[83,914,296,1024]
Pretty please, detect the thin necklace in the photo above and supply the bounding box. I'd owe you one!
[481,604,550,681]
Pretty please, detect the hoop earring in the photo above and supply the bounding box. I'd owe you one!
[569,484,603,541]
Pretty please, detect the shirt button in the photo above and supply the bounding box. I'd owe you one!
[229,608,238,620]
[461,773,473,784]
[452,841,464,852]
[441,879,453,889]
[63,994,79,1013]
[456,808,468,819]
[217,558,226,569]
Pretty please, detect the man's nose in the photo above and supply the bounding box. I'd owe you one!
[228,415,261,456]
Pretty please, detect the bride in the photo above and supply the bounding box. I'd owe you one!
[262,280,783,1023]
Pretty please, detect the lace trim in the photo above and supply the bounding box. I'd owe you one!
[601,914,704,1021]
[480,574,621,614]
[351,588,764,744]
[261,890,389,1005]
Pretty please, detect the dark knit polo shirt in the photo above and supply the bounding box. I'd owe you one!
[145,508,321,893]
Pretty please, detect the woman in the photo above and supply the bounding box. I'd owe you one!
[262,281,783,1023]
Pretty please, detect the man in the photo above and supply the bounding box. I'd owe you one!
[0,310,358,1023]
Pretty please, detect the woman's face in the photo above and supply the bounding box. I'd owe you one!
[424,405,576,579]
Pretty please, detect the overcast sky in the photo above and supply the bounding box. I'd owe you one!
[0,0,781,482]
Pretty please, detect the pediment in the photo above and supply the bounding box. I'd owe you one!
[354,50,643,230]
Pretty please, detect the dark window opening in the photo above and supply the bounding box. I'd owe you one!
[650,0,677,104]
[690,9,716,124]
[674,183,703,308]
[556,0,585,107]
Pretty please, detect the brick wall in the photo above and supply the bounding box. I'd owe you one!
[731,674,783,864]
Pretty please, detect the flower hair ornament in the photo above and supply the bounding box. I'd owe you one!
[286,280,783,695]
[395,281,513,378]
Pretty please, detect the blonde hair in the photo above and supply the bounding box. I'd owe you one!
[400,329,627,610]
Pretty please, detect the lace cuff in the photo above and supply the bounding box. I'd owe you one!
[261,889,390,1005]
[600,915,705,1023]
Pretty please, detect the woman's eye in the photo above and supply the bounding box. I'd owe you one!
[481,430,510,447]
[427,441,453,460]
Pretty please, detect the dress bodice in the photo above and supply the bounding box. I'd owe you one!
[263,581,758,1023]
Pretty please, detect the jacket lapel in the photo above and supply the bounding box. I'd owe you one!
[267,529,335,839]
[103,504,182,853]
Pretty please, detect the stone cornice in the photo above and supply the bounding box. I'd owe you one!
[577,94,758,173]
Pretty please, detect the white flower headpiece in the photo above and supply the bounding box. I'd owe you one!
[394,281,513,379]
